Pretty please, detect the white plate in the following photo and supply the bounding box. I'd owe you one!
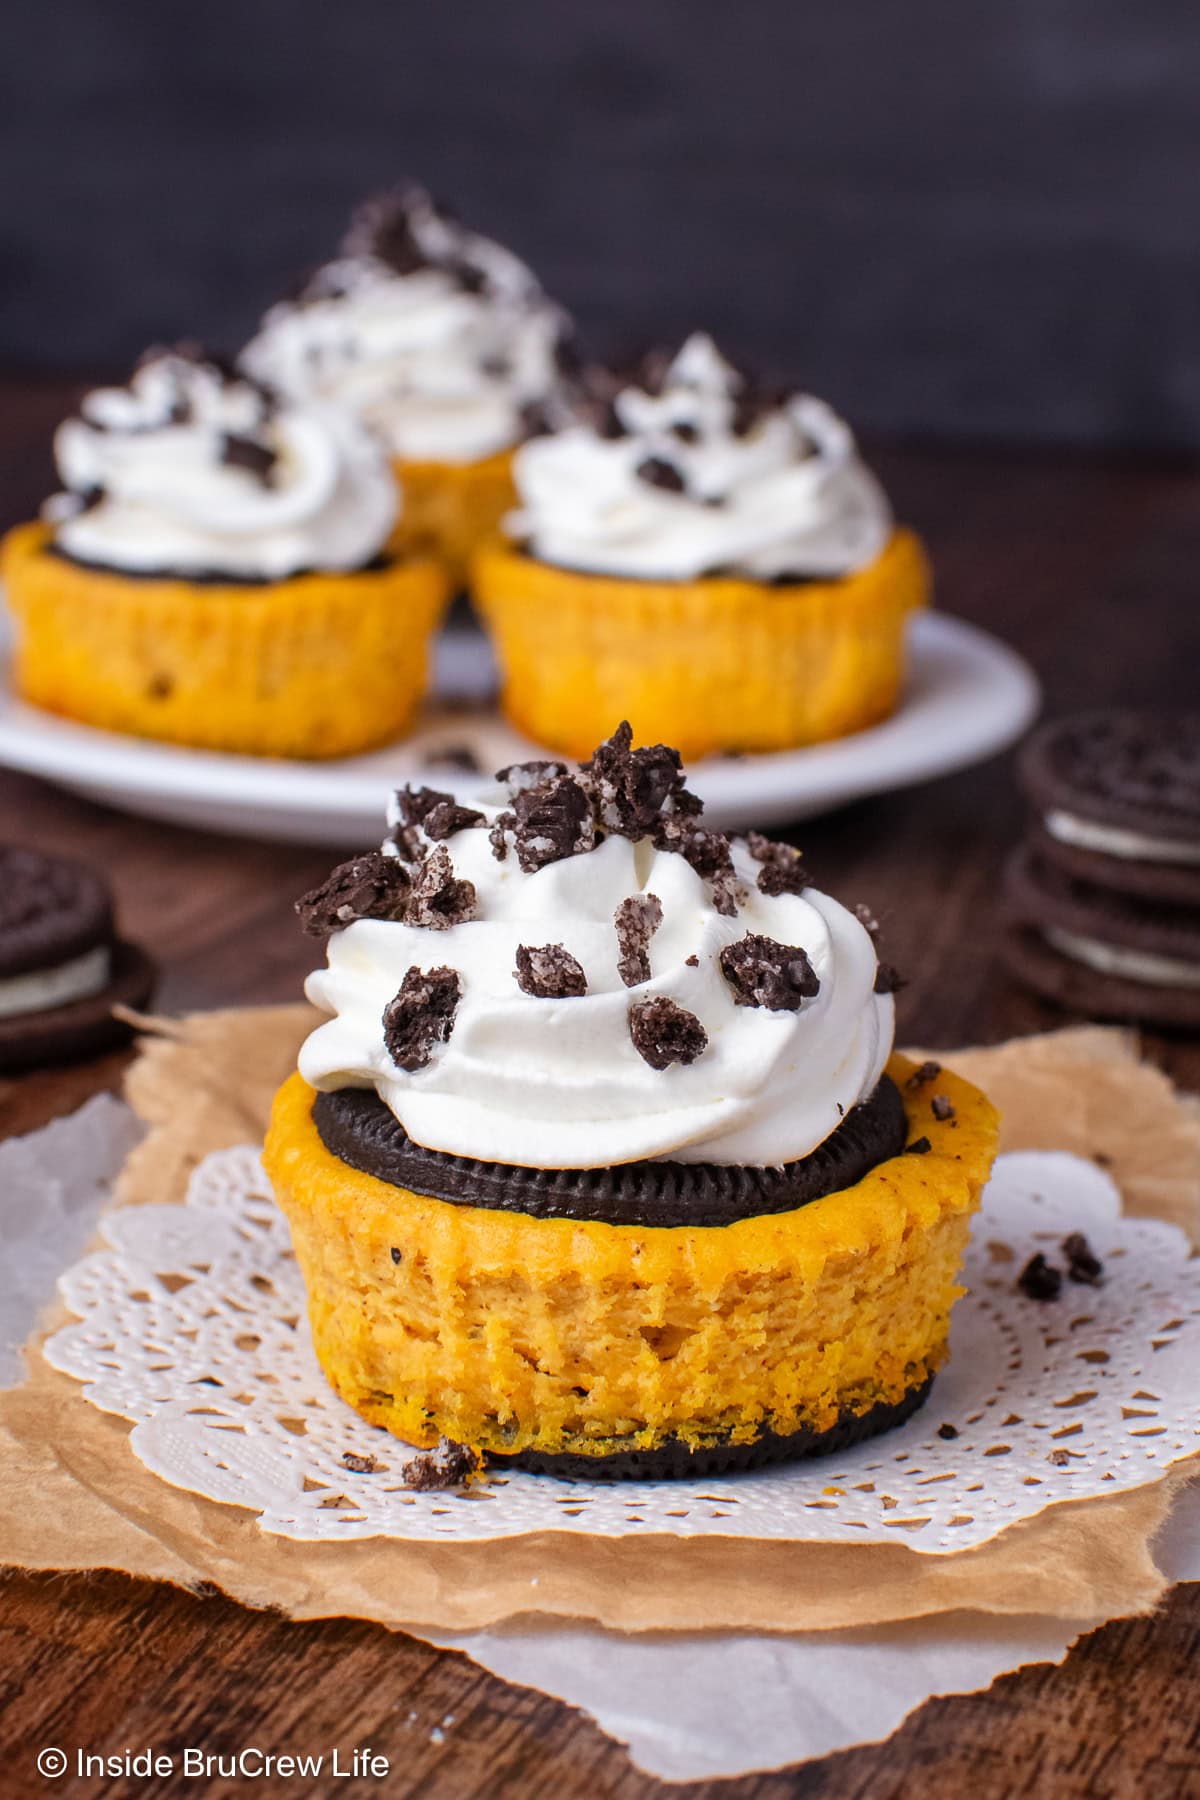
[0,613,1038,846]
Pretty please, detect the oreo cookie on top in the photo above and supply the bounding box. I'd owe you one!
[0,847,156,1070]
[1005,711,1200,1028]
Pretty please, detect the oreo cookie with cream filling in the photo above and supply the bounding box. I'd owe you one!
[1019,710,1200,904]
[0,846,156,1070]
[1002,845,1200,1028]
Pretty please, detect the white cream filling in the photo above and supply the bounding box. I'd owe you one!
[1044,809,1200,867]
[1044,926,1200,990]
[0,945,112,1020]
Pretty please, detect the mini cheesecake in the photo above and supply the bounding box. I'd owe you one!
[265,726,997,1477]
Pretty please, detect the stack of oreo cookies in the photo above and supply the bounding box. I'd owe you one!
[0,846,156,1070]
[1004,711,1200,1029]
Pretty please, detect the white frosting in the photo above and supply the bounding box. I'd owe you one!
[299,809,893,1170]
[242,190,570,465]
[0,945,111,1020]
[1044,926,1200,990]
[508,333,892,581]
[47,351,397,581]
[1044,809,1200,867]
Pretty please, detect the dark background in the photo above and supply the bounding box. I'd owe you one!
[3,1,1200,449]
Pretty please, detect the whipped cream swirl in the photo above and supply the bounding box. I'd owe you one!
[508,333,892,581]
[242,188,572,466]
[47,348,397,581]
[298,736,894,1170]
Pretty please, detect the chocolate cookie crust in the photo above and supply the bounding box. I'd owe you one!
[490,1375,933,1479]
[311,1074,908,1229]
[46,542,396,587]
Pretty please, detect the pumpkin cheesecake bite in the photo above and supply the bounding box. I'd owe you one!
[242,186,575,582]
[2,345,448,758]
[264,725,997,1477]
[472,335,930,759]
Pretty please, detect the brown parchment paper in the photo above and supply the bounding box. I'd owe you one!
[0,1010,1197,1636]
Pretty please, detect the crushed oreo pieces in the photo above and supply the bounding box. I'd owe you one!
[220,431,277,485]
[495,759,569,793]
[904,1136,933,1156]
[720,934,820,1011]
[514,942,588,999]
[586,722,699,839]
[511,773,595,871]
[614,893,664,987]
[421,799,486,839]
[341,1451,380,1475]
[676,827,742,917]
[874,962,906,995]
[747,831,810,897]
[931,1094,956,1122]
[1063,1231,1104,1287]
[1017,1253,1063,1302]
[636,454,686,493]
[854,903,881,938]
[629,996,708,1070]
[296,852,412,936]
[905,1060,941,1090]
[406,846,478,929]
[489,810,515,861]
[390,785,459,860]
[402,1438,482,1491]
[382,965,462,1071]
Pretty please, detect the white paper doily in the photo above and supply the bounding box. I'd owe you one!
[42,1147,1200,1551]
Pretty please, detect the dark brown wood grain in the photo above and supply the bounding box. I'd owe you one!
[1,376,1199,1796]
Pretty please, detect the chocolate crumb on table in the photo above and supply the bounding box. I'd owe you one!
[1063,1231,1105,1286]
[403,1439,481,1491]
[341,1451,380,1475]
[937,1422,959,1440]
[1018,1252,1063,1302]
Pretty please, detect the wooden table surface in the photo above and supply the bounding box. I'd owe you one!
[1,379,1199,1798]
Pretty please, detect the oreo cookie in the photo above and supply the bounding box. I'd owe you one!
[1002,845,1200,1029]
[1019,711,1200,906]
[0,846,156,1070]
[1005,712,1200,1027]
[313,1075,909,1229]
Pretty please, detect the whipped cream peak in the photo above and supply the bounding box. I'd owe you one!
[241,187,574,464]
[297,725,897,1170]
[47,345,397,580]
[509,331,892,581]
